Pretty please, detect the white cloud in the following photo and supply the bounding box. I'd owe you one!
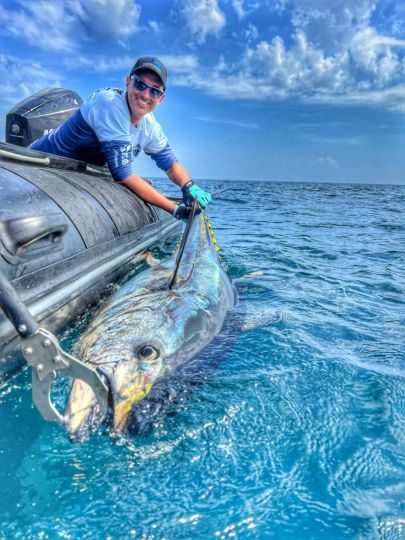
[288,0,378,52]
[148,20,161,33]
[317,156,339,168]
[181,0,226,44]
[379,1,405,38]
[307,85,405,114]
[0,0,141,53]
[71,0,141,40]
[162,54,200,73]
[237,27,404,97]
[349,27,405,87]
[240,33,349,94]
[244,23,259,43]
[307,134,364,146]
[194,116,259,129]
[232,0,246,19]
[231,0,260,20]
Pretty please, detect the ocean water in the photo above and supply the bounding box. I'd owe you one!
[0,180,404,539]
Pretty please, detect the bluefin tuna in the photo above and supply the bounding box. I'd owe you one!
[65,214,236,440]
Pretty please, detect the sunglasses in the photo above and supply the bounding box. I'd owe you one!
[130,75,165,100]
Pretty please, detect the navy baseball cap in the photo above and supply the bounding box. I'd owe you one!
[130,56,167,88]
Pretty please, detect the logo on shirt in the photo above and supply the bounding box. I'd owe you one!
[114,144,132,167]
[133,144,142,158]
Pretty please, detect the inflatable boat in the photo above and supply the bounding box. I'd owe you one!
[0,89,181,382]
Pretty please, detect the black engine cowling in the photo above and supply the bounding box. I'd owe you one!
[5,87,82,147]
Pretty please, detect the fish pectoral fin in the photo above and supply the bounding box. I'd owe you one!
[145,251,160,267]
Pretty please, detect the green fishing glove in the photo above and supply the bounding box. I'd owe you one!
[182,181,212,208]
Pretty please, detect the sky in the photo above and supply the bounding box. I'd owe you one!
[0,0,404,184]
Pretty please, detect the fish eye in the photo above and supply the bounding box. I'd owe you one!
[137,345,160,361]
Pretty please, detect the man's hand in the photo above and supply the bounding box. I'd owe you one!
[182,181,212,208]
[173,203,201,221]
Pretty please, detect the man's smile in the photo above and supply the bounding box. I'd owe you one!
[135,95,150,106]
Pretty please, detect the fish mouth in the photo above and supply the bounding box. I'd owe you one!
[64,358,163,441]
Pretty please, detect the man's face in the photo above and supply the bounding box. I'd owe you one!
[126,70,165,122]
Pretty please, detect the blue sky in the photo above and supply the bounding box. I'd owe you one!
[0,0,404,183]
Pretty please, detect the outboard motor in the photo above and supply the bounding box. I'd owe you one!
[5,87,82,147]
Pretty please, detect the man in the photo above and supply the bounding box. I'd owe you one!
[30,56,211,219]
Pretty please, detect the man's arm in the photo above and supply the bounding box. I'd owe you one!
[165,162,191,188]
[121,174,176,213]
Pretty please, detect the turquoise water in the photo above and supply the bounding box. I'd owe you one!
[0,181,404,539]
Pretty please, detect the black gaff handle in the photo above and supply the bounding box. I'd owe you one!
[0,268,38,338]
[169,200,199,290]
